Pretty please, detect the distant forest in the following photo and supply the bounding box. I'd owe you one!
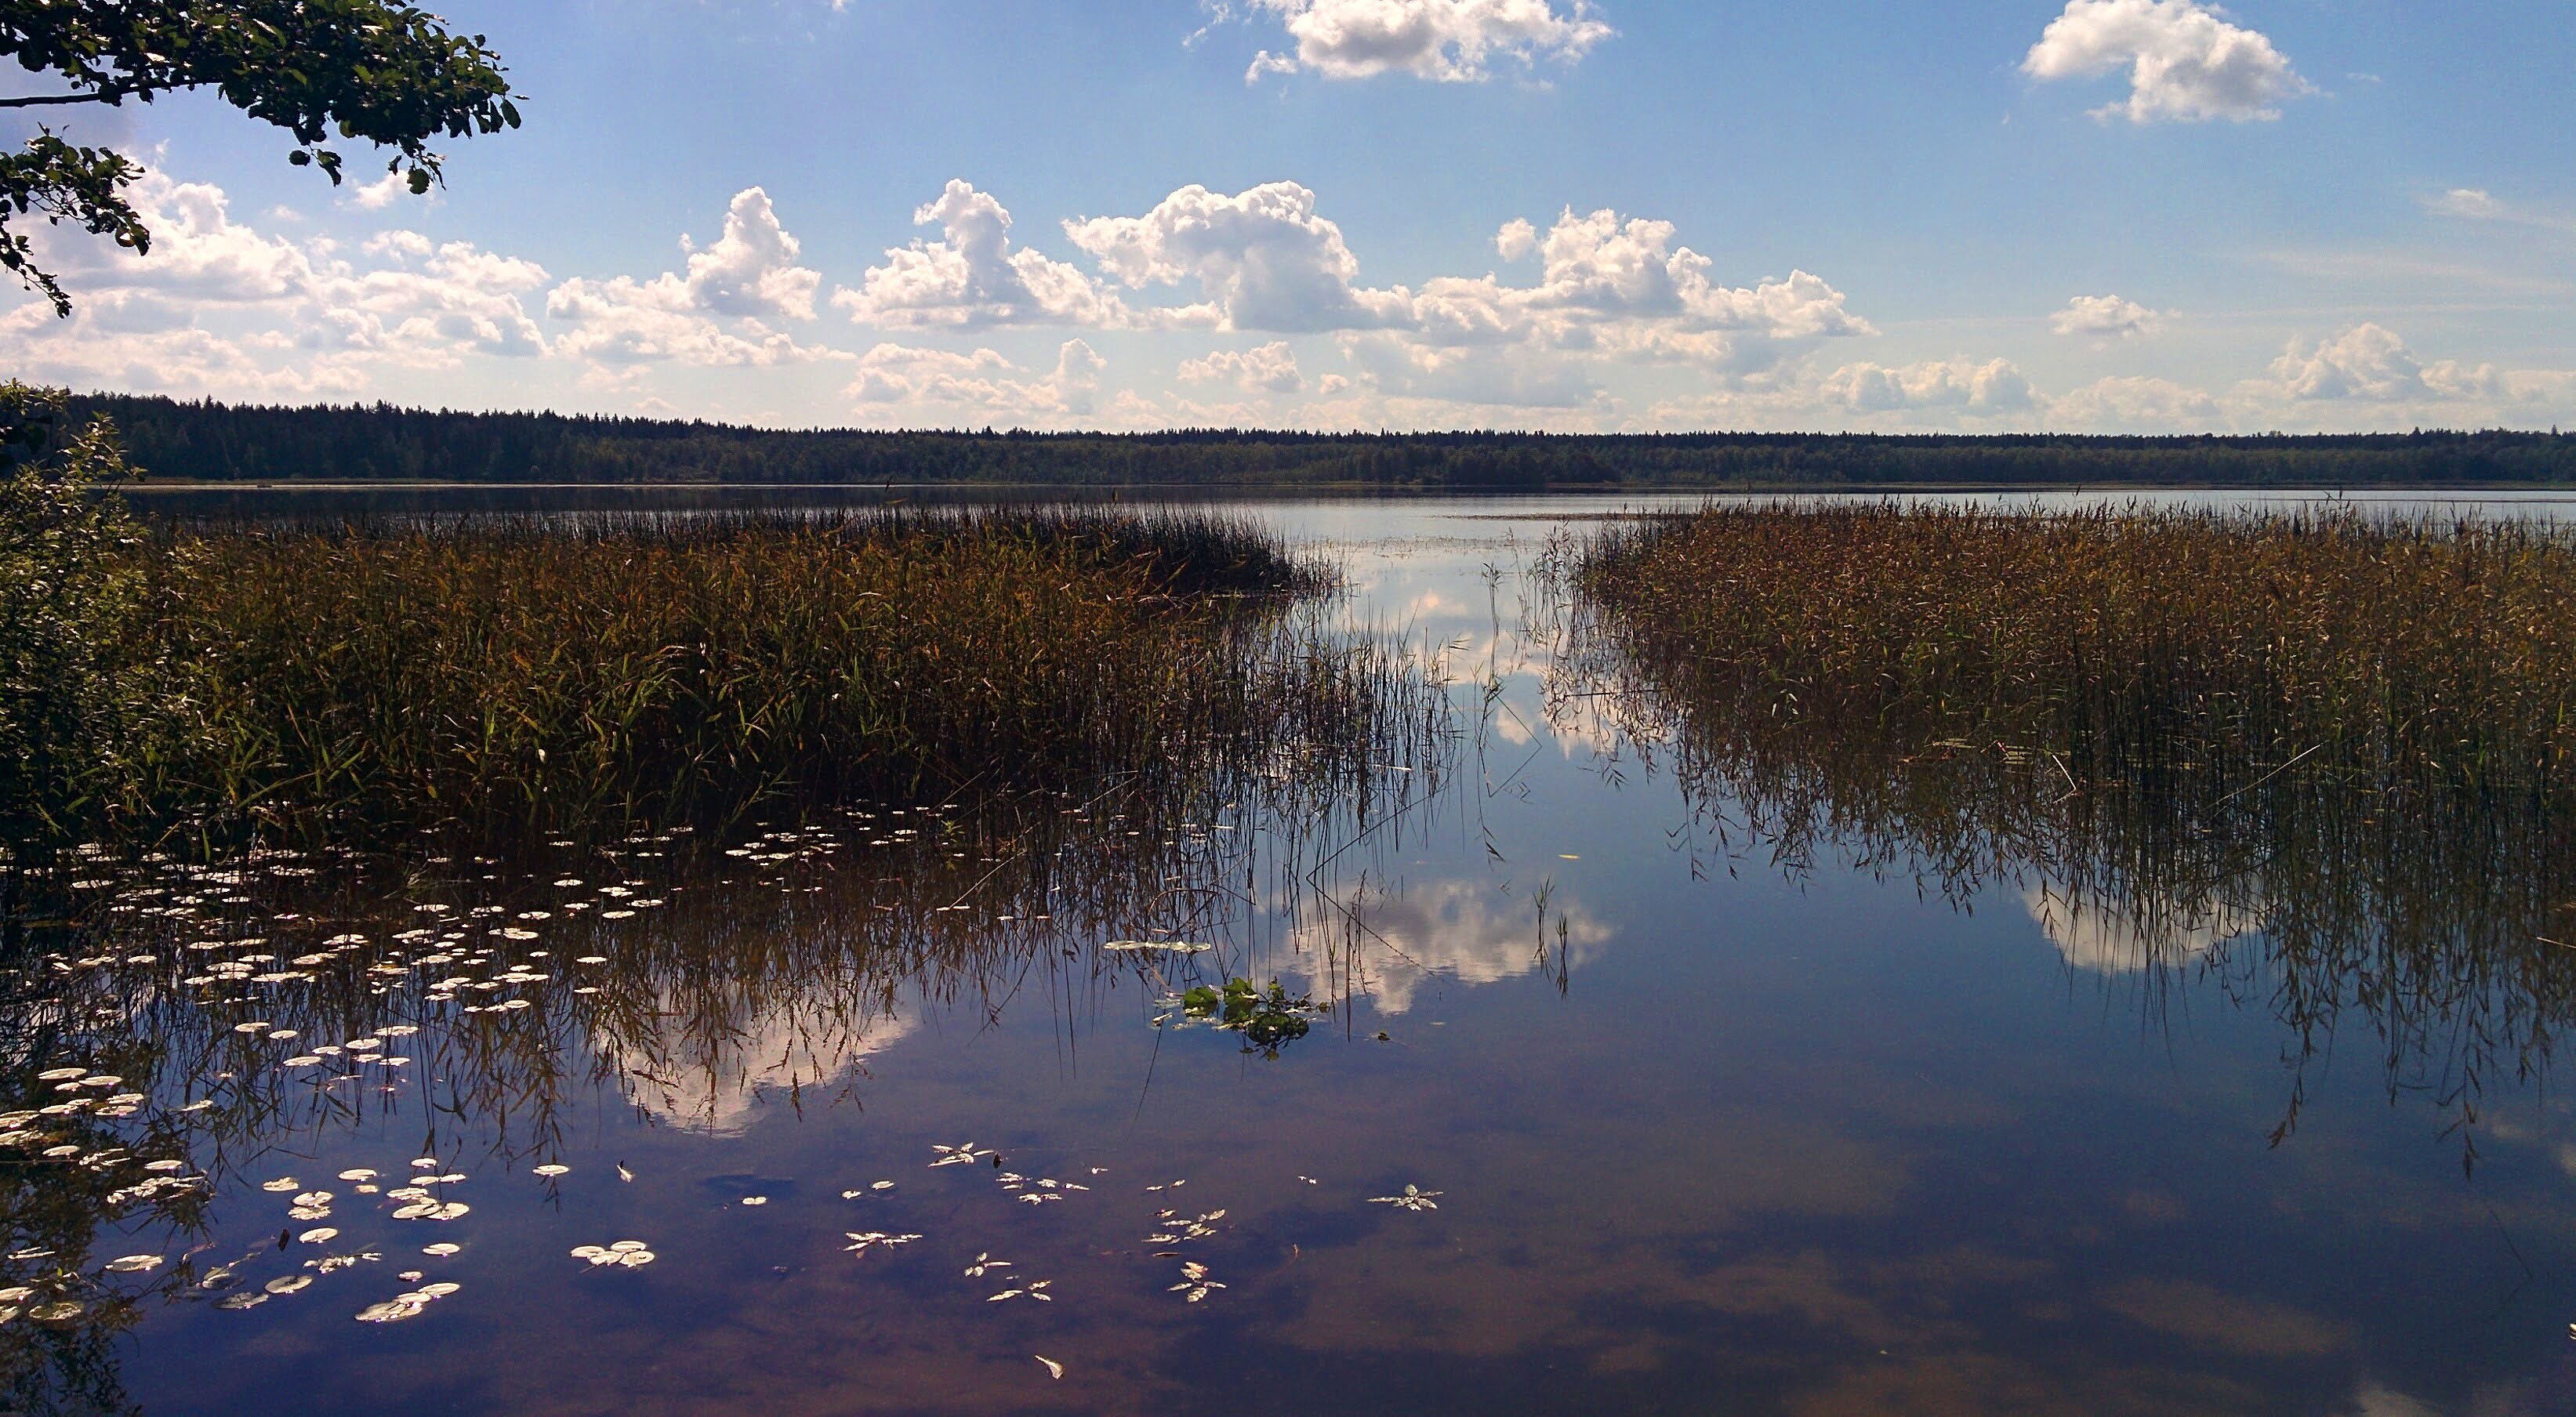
[64,393,2576,487]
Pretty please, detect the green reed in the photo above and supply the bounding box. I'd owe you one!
[8,505,1373,851]
[1573,502,2576,788]
[1557,502,2576,1159]
[0,395,161,850]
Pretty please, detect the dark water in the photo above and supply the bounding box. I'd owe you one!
[12,491,2576,1415]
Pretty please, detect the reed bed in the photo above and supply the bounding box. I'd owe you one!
[1573,502,2576,788]
[1558,502,2576,1158]
[5,504,1376,850]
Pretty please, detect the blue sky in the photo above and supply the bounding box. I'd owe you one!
[4,0,2571,432]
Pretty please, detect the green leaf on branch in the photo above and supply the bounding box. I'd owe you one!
[0,0,521,313]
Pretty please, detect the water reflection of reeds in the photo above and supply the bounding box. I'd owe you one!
[0,601,1457,1401]
[0,788,1435,1394]
[1553,505,2576,1156]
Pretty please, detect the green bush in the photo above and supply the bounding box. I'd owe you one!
[0,382,166,842]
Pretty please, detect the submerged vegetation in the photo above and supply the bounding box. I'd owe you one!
[1558,502,2576,1154]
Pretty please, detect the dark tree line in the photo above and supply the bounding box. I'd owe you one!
[61,393,2576,487]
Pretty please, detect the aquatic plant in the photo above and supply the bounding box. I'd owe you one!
[0,498,1386,853]
[1557,502,2576,1158]
[0,647,1448,1198]
[1181,977,1319,1053]
[152,508,1313,843]
[1572,502,2576,791]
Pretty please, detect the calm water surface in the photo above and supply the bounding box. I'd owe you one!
[13,489,2576,1415]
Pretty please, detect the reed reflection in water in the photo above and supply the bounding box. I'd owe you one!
[1549,509,2576,1161]
[0,609,1457,1409]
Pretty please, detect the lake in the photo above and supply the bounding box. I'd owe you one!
[11,488,2576,1415]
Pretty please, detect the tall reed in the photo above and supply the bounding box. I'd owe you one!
[1559,503,2576,1158]
[1573,502,2576,788]
[4,506,1373,852]
[165,509,1341,841]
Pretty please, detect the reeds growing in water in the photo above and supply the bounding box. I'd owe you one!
[1557,502,2576,1157]
[1572,502,2576,790]
[5,502,1402,852]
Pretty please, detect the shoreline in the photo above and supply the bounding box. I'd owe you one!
[114,478,2576,495]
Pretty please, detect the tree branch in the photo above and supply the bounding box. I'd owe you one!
[0,91,135,110]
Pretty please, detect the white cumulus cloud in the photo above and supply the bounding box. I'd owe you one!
[1065,181,1406,332]
[2047,375,2222,430]
[1230,0,1613,83]
[1820,357,2035,414]
[682,187,822,322]
[547,188,840,368]
[2260,324,2576,409]
[345,170,423,212]
[846,339,1109,422]
[362,230,434,262]
[547,277,825,368]
[2052,293,2164,339]
[1472,207,1870,337]
[1406,205,1870,377]
[1179,340,1305,393]
[836,179,1136,330]
[0,171,556,388]
[314,240,551,362]
[0,300,368,399]
[1341,333,1607,409]
[55,171,318,303]
[2264,323,2429,401]
[841,182,1865,410]
[2023,0,2311,123]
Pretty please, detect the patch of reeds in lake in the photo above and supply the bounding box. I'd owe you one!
[1572,502,2576,789]
[1555,503,2576,1157]
[6,503,1399,852]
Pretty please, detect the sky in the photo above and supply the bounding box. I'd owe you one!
[2,0,2571,433]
